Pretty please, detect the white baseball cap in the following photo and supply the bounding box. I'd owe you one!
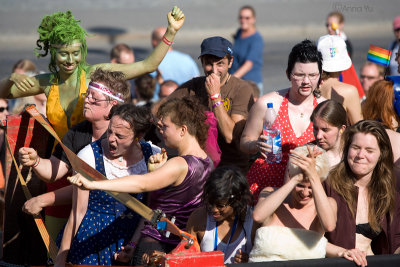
[317,34,352,72]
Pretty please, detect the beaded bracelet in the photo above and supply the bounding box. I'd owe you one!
[162,36,173,46]
[212,100,223,108]
[32,157,40,168]
[210,93,220,100]
[128,241,137,249]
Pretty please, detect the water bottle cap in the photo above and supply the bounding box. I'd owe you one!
[267,103,273,108]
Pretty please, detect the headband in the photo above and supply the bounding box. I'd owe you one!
[88,81,124,103]
[50,43,82,49]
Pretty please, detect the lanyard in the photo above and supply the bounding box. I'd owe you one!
[214,216,238,252]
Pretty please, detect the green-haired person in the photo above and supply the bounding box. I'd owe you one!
[0,7,184,140]
[0,6,184,244]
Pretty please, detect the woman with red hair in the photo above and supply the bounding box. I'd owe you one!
[362,80,400,131]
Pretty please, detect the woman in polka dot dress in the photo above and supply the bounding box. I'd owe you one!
[55,104,161,266]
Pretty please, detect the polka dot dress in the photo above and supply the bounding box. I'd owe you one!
[61,140,153,265]
[246,94,317,202]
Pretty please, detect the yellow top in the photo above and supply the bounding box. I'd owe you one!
[46,71,87,140]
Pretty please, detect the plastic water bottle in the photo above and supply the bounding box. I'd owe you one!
[263,103,282,163]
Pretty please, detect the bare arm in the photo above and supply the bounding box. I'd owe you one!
[253,178,298,224]
[240,92,283,155]
[290,147,337,232]
[92,7,184,80]
[186,207,207,244]
[22,185,73,215]
[19,147,70,182]
[326,242,367,267]
[213,105,245,144]
[0,73,45,99]
[205,73,245,143]
[68,156,188,193]
[232,60,253,79]
[54,187,89,266]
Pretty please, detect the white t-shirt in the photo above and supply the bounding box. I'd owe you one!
[77,141,161,179]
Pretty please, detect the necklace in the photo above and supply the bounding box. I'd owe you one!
[300,113,304,118]
[214,216,238,254]
[118,156,123,162]
[224,74,231,85]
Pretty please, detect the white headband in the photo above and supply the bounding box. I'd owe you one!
[88,81,124,103]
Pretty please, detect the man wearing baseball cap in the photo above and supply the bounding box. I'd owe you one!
[167,36,254,173]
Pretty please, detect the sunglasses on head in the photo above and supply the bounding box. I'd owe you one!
[0,106,8,112]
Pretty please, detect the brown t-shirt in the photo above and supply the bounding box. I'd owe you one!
[169,76,254,172]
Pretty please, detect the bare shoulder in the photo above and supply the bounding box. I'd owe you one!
[386,129,400,152]
[316,95,327,104]
[334,82,359,97]
[165,155,189,168]
[163,156,189,176]
[257,88,287,111]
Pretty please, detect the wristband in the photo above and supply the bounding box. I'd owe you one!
[128,241,137,249]
[212,100,223,108]
[32,157,40,168]
[209,93,220,100]
[162,36,173,46]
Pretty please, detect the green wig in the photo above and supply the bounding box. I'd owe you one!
[35,11,89,77]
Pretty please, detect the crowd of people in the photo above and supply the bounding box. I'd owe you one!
[0,4,400,267]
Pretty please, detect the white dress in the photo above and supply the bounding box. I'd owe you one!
[249,225,327,262]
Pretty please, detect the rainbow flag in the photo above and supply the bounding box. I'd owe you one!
[367,45,391,67]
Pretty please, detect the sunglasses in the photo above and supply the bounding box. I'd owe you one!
[0,106,9,112]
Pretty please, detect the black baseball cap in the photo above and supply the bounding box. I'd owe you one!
[199,36,233,58]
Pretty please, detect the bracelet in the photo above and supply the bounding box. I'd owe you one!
[212,100,223,108]
[209,93,220,100]
[32,157,40,168]
[128,241,137,249]
[162,36,173,46]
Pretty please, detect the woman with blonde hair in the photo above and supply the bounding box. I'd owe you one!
[362,80,400,131]
[249,144,336,262]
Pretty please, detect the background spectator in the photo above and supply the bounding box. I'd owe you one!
[135,74,156,108]
[388,15,400,76]
[359,62,385,98]
[317,34,362,125]
[230,5,264,94]
[326,11,353,58]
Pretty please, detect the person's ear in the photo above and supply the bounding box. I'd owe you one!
[110,100,118,106]
[339,125,346,134]
[180,125,188,137]
[228,57,233,68]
